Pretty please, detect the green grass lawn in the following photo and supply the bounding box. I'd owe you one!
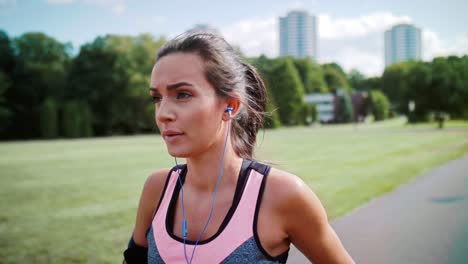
[1,118,467,263]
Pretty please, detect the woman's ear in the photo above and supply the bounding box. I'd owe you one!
[223,98,241,121]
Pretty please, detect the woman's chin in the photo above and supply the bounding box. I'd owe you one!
[166,147,191,158]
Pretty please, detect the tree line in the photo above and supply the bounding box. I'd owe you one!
[1,30,466,140]
[381,57,468,122]
[0,31,166,140]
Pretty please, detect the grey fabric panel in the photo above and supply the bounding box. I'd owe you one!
[147,227,282,263]
[221,236,283,264]
[147,226,165,263]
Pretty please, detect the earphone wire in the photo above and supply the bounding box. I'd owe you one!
[175,108,232,264]
[174,157,190,264]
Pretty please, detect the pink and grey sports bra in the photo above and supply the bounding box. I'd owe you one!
[143,159,289,263]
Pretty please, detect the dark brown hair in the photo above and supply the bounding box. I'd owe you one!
[155,31,267,159]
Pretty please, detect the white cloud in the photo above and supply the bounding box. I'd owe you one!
[322,47,383,76]
[221,12,467,77]
[220,12,410,76]
[423,30,468,60]
[220,16,277,58]
[319,12,412,39]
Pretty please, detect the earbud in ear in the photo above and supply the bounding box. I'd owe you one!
[225,106,233,121]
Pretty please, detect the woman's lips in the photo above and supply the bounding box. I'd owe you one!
[163,133,184,143]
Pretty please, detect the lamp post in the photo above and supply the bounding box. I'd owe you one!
[408,100,415,123]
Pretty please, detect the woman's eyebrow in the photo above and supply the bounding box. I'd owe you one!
[167,82,194,90]
[149,82,194,92]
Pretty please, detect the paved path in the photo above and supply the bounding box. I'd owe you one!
[288,154,468,263]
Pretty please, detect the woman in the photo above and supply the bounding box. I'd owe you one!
[124,31,354,264]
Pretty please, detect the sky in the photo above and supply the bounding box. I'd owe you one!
[1,0,467,76]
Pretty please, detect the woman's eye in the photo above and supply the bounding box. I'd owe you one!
[151,95,162,103]
[176,92,192,100]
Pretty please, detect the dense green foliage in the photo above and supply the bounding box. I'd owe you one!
[0,30,165,139]
[1,28,467,139]
[322,63,350,91]
[39,97,58,138]
[293,57,328,93]
[382,56,468,122]
[369,90,390,121]
[268,58,305,125]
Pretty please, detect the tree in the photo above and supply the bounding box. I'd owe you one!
[381,62,410,112]
[348,69,366,90]
[39,98,58,138]
[264,94,281,128]
[67,36,125,135]
[446,56,468,119]
[251,55,282,128]
[269,58,305,125]
[362,77,382,91]
[61,101,93,138]
[369,90,390,121]
[68,34,166,136]
[322,62,347,77]
[405,62,432,122]
[293,57,328,93]
[251,55,277,89]
[323,64,350,91]
[0,71,12,136]
[6,32,70,139]
[0,31,15,74]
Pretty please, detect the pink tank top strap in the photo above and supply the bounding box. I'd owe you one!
[151,165,265,263]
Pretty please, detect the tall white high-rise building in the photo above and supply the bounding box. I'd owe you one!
[279,10,318,59]
[385,24,422,67]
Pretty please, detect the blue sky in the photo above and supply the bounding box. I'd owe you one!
[1,0,467,76]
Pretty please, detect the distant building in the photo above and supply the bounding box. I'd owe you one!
[305,93,334,123]
[306,91,369,123]
[384,24,422,67]
[279,10,318,59]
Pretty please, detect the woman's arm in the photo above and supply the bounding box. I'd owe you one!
[274,170,355,263]
[123,169,170,263]
[133,169,170,245]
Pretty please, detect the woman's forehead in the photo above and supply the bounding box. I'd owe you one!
[151,53,207,88]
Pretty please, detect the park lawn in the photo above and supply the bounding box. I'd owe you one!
[1,118,467,263]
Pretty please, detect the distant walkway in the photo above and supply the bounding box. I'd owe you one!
[288,154,468,263]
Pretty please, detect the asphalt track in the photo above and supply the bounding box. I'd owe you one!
[288,154,468,264]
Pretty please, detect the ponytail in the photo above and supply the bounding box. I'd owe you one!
[230,62,267,159]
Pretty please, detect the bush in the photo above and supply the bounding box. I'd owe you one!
[39,98,58,138]
[62,101,93,138]
[370,90,390,121]
[269,58,305,126]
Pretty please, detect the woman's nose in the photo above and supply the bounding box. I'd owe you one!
[156,98,176,123]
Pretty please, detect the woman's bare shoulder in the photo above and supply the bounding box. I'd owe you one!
[132,168,172,246]
[266,167,313,202]
[264,167,325,221]
[265,169,354,263]
[143,168,173,199]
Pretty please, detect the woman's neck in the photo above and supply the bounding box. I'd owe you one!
[184,140,243,193]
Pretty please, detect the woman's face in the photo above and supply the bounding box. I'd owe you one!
[150,52,227,157]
